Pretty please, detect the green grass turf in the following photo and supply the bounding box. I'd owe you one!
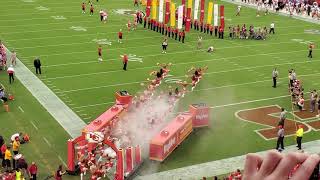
[1,0,320,177]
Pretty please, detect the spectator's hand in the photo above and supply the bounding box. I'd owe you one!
[243,150,320,180]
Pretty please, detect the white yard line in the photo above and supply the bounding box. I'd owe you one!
[73,102,115,109]
[211,95,290,109]
[19,39,295,52]
[43,52,317,81]
[43,137,52,147]
[30,121,39,131]
[58,155,68,167]
[1,20,97,28]
[18,106,25,113]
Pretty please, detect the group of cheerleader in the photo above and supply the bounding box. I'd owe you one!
[76,141,117,180]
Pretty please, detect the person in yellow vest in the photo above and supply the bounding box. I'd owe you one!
[4,146,12,170]
[16,168,22,180]
[12,137,20,169]
[296,125,304,150]
[12,137,20,155]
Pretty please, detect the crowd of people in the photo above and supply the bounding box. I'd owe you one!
[227,23,275,40]
[240,0,320,19]
[0,133,37,180]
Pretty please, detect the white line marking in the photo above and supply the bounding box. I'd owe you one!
[58,155,67,167]
[43,50,312,80]
[43,137,52,147]
[73,102,114,109]
[30,121,38,130]
[60,70,320,94]
[18,106,24,113]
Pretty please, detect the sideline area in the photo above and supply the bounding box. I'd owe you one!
[4,46,86,138]
[137,139,320,180]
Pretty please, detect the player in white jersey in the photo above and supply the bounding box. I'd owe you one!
[236,6,241,16]
[256,1,262,17]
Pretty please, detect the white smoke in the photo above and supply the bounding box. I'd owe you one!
[112,94,176,158]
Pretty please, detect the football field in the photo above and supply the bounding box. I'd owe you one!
[1,0,320,178]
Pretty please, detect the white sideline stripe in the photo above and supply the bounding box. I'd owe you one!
[137,139,320,180]
[18,106,25,113]
[42,49,308,79]
[58,155,68,167]
[43,137,52,147]
[30,121,38,131]
[3,45,86,138]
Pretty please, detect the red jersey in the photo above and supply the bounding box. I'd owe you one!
[98,47,102,53]
[118,32,123,37]
[82,3,86,9]
[123,55,128,63]
[29,164,38,175]
[90,6,94,11]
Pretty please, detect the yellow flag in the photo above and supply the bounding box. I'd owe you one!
[188,0,192,8]
[170,3,176,27]
[207,2,213,25]
[152,0,157,19]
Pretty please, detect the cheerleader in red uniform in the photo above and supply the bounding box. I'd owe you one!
[127,20,131,32]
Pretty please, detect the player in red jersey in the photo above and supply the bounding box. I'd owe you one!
[127,19,131,32]
[81,2,86,14]
[90,4,94,16]
[98,45,102,62]
[118,29,123,43]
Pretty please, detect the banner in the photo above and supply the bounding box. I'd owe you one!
[146,0,151,17]
[200,0,205,23]
[213,4,218,26]
[178,5,184,29]
[207,2,213,25]
[182,0,186,18]
[188,0,193,8]
[165,0,170,24]
[220,5,224,29]
[159,0,164,22]
[185,7,191,31]
[152,0,157,20]
[170,3,176,27]
[194,0,200,20]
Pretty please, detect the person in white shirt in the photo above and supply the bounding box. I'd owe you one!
[207,46,214,53]
[7,65,15,84]
[10,50,16,66]
[236,6,241,16]
[269,22,275,34]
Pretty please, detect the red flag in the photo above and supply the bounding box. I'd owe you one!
[165,0,170,24]
[200,0,205,24]
[185,7,191,31]
[220,5,225,29]
[146,0,152,17]
[182,0,186,18]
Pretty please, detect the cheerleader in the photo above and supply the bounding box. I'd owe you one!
[127,19,131,32]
